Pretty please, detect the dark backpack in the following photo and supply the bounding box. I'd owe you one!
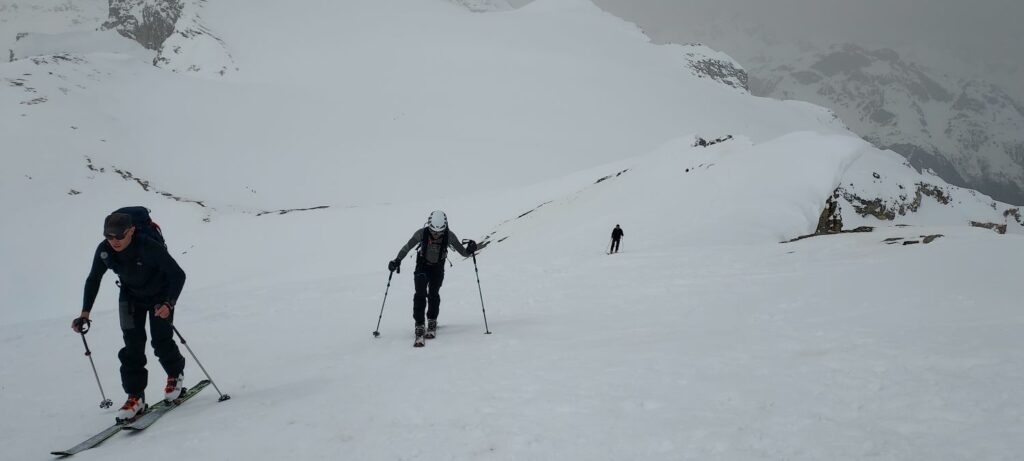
[114,206,166,246]
[418,227,449,263]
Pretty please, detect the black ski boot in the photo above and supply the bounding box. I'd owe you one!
[414,324,426,347]
[424,319,437,339]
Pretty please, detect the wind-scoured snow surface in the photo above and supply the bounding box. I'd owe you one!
[0,0,107,55]
[1,1,1021,459]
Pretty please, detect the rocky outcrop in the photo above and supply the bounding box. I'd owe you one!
[101,0,235,76]
[83,155,207,207]
[102,0,182,50]
[1005,208,1022,225]
[883,234,944,245]
[789,168,1020,243]
[153,0,236,76]
[693,135,733,148]
[825,149,1024,239]
[970,221,1007,234]
[837,181,952,221]
[681,44,748,92]
[816,194,843,234]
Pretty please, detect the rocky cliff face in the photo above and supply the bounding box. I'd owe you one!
[101,0,181,50]
[750,44,1024,205]
[102,0,235,76]
[680,44,748,92]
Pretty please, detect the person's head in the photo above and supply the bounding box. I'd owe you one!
[103,212,135,252]
[615,224,620,228]
[427,210,448,239]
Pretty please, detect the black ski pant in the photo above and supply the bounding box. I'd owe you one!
[610,238,621,253]
[118,292,185,397]
[412,262,445,326]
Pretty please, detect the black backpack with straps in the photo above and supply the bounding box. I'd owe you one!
[100,207,166,273]
[417,227,449,264]
[114,206,166,247]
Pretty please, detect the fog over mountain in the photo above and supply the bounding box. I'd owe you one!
[538,0,1024,204]
[582,0,1024,101]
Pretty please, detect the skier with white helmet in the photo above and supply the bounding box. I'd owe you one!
[388,210,477,347]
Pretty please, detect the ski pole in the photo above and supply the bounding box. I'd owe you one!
[470,253,492,334]
[75,319,113,409]
[373,271,394,337]
[171,325,231,402]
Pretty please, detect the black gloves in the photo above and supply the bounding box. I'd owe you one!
[465,240,477,254]
[388,259,401,273]
[71,317,91,334]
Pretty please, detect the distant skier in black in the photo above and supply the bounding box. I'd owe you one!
[610,224,624,253]
[388,210,477,347]
[71,211,187,422]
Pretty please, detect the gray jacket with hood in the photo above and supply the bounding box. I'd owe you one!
[395,228,471,266]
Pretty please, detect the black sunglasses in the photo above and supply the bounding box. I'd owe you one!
[104,231,128,241]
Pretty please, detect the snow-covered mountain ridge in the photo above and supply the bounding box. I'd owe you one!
[750,43,1024,206]
[5,0,234,76]
[2,1,1022,459]
[104,0,235,76]
[3,0,1021,316]
[0,0,107,57]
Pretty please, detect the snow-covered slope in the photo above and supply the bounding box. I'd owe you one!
[0,0,107,60]
[480,133,1023,259]
[1,1,1021,459]
[1,0,858,245]
[583,6,1024,206]
[750,44,1024,206]
[449,0,515,12]
[4,135,1022,460]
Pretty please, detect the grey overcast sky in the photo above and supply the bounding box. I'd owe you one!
[511,0,1024,98]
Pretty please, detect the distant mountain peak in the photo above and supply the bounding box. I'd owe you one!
[103,0,235,76]
[751,42,1024,205]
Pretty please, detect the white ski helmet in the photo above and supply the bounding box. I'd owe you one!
[427,210,448,233]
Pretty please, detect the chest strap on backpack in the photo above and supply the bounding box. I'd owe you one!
[418,228,449,263]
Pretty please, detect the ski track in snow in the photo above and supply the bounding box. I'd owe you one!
[1,0,1021,459]
[4,230,1024,460]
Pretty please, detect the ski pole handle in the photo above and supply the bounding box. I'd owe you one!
[73,317,92,335]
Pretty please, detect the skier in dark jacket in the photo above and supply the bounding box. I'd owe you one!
[610,224,624,254]
[388,210,477,346]
[71,212,187,422]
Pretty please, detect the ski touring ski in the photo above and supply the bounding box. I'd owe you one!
[51,422,128,457]
[51,402,155,457]
[51,380,211,457]
[123,380,211,431]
